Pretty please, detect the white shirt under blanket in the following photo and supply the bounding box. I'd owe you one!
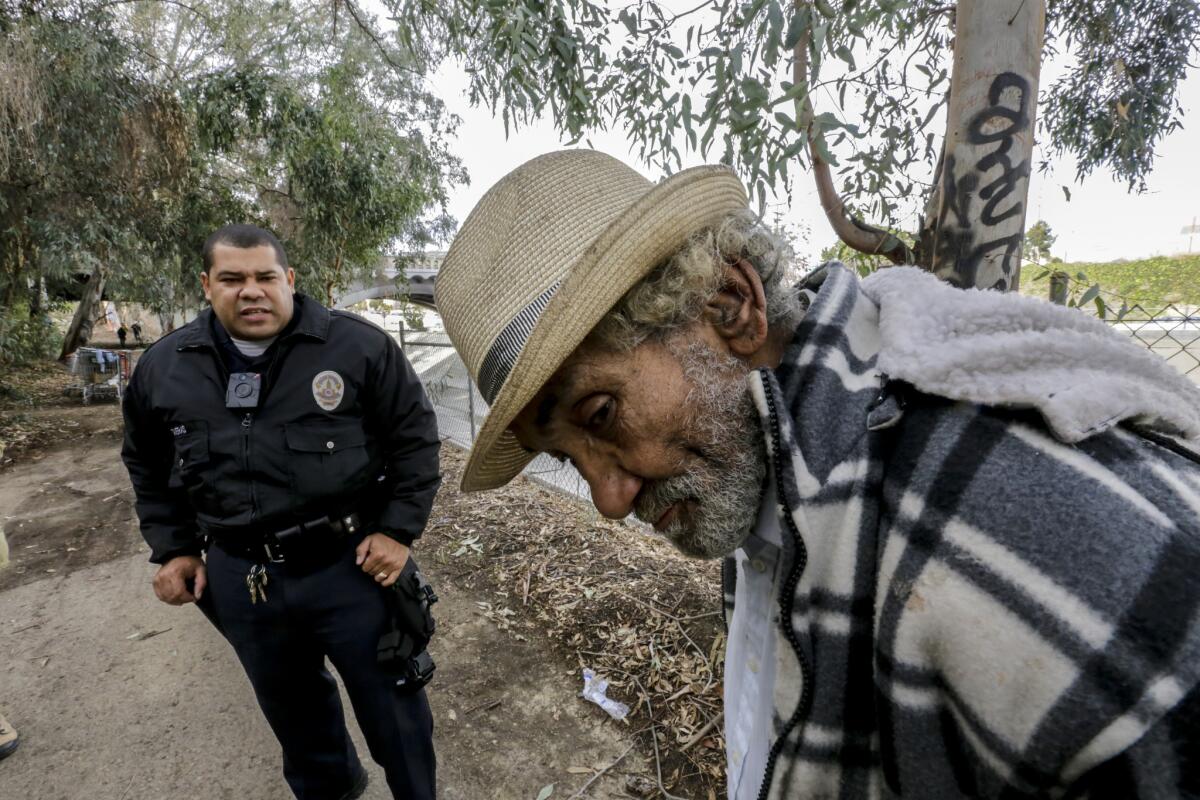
[725,468,783,800]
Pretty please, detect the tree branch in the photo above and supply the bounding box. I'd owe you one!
[338,0,422,76]
[86,0,214,26]
[793,0,916,265]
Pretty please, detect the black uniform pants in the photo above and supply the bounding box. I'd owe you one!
[206,539,436,800]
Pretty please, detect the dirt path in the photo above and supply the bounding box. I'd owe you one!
[0,552,644,800]
[0,411,649,799]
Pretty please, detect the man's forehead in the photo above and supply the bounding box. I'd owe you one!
[210,244,282,271]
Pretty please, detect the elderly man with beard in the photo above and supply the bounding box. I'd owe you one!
[435,151,1200,799]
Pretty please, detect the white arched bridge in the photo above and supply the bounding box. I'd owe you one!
[334,251,445,309]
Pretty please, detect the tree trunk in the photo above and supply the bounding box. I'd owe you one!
[924,0,1046,291]
[1049,271,1069,305]
[3,249,23,309]
[60,265,107,359]
[158,310,173,334]
[28,274,45,317]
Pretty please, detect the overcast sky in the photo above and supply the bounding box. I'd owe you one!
[424,49,1200,267]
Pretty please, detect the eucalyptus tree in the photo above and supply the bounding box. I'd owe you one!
[117,0,464,305]
[393,0,1198,291]
[0,3,192,357]
[1,0,465,361]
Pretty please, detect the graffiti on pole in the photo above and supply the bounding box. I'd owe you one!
[936,72,1033,291]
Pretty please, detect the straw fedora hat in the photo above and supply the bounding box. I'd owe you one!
[436,150,748,491]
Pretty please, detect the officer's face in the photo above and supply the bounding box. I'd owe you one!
[201,244,296,340]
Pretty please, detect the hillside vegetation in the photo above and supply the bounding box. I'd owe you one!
[1021,254,1200,311]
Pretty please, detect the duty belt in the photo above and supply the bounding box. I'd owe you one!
[208,512,363,564]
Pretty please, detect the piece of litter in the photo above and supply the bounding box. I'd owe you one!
[580,668,629,721]
[126,628,172,641]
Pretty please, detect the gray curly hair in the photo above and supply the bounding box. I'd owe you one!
[587,211,803,352]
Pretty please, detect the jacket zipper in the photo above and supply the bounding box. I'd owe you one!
[756,371,814,800]
[240,338,294,524]
[242,412,259,519]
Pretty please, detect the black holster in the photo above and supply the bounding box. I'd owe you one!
[376,556,438,694]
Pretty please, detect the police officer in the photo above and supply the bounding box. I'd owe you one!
[121,224,440,800]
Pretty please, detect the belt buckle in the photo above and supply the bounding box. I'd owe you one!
[263,540,286,563]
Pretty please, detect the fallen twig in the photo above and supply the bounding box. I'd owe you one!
[464,697,503,715]
[632,676,686,800]
[568,742,635,799]
[680,710,723,753]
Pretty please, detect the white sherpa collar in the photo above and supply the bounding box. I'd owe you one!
[859,266,1200,444]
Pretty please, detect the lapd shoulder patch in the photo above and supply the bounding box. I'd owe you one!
[312,370,345,412]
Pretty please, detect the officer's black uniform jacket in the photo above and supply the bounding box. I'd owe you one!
[121,295,441,564]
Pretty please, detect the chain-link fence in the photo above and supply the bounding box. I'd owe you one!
[400,300,1200,502]
[1106,303,1200,382]
[398,327,593,501]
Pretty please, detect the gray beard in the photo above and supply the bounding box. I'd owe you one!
[633,339,768,559]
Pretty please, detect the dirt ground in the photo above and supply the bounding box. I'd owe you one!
[0,367,726,799]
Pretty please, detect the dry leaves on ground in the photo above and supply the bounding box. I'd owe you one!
[424,446,727,799]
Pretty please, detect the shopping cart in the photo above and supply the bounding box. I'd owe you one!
[66,347,129,405]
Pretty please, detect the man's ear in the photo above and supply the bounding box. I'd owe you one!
[703,258,769,357]
[200,271,212,302]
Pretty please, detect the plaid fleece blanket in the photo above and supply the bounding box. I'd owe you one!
[735,264,1200,798]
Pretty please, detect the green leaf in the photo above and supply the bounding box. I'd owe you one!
[619,9,637,36]
[811,22,828,54]
[812,134,838,166]
[536,785,554,800]
[835,45,856,70]
[1078,283,1101,307]
[813,111,841,130]
[783,7,810,49]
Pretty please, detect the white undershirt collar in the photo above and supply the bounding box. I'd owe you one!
[230,335,276,359]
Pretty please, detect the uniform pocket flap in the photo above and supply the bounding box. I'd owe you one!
[285,421,367,453]
[172,420,210,466]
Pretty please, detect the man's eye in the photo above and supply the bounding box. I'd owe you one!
[587,398,614,430]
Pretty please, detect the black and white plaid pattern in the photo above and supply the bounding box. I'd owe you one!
[733,264,1200,799]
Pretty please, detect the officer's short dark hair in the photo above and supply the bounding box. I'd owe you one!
[202,224,289,273]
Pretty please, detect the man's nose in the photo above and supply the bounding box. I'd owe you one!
[240,281,265,299]
[577,459,642,519]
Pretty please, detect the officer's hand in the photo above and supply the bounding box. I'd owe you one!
[153,555,206,605]
[356,534,409,588]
